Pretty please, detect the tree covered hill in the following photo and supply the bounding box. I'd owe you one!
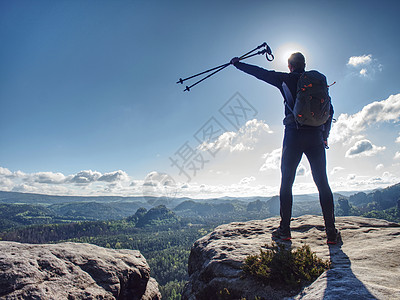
[0,201,144,230]
[348,183,400,210]
[335,183,400,222]
[0,205,181,243]
[49,201,138,221]
[0,203,57,230]
[0,204,209,299]
[127,205,181,227]
[1,183,399,300]
[1,183,399,231]
[0,190,145,205]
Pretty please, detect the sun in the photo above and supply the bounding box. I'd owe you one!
[274,43,308,69]
[282,49,297,64]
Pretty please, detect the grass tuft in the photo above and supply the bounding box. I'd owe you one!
[242,243,330,289]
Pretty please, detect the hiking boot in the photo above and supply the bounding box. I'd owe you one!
[326,228,340,245]
[272,227,292,241]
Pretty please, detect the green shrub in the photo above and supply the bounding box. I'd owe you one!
[242,243,330,289]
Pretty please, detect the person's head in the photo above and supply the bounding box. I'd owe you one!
[288,52,305,73]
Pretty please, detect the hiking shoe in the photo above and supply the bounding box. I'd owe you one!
[326,229,340,245]
[272,227,292,241]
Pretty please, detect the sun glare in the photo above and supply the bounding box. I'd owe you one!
[274,43,309,70]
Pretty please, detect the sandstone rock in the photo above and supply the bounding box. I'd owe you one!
[182,215,400,300]
[0,242,161,300]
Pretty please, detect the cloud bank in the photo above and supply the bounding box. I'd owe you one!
[0,167,132,195]
[1,94,399,198]
[260,148,281,171]
[198,119,273,154]
[330,93,400,144]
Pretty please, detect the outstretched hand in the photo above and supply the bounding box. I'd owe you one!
[230,57,240,65]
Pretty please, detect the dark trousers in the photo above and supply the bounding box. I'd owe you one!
[279,127,335,231]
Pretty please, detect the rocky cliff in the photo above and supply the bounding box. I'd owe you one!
[0,242,161,300]
[182,215,400,300]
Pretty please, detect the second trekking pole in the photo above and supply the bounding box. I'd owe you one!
[177,42,274,92]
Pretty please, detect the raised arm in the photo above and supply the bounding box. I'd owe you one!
[231,59,287,89]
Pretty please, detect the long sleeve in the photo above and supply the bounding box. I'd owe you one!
[233,61,284,89]
[232,61,303,128]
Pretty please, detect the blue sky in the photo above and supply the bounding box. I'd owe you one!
[1,0,399,197]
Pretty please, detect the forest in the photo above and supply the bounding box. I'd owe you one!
[0,183,399,299]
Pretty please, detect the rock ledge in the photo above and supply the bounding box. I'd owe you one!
[0,241,161,300]
[182,215,400,300]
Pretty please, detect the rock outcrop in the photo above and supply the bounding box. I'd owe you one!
[0,242,161,300]
[182,215,400,300]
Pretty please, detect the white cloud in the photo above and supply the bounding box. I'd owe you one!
[0,167,139,196]
[359,68,367,76]
[29,172,67,184]
[12,184,41,193]
[0,167,26,179]
[330,94,400,143]
[239,176,256,185]
[260,148,281,171]
[331,166,344,175]
[347,54,372,67]
[396,134,400,143]
[0,167,13,176]
[98,170,129,182]
[345,139,385,158]
[331,172,400,193]
[144,171,176,187]
[376,164,384,170]
[198,119,273,153]
[0,177,14,191]
[347,174,356,180]
[142,171,177,198]
[69,170,102,184]
[394,152,400,160]
[346,54,382,78]
[296,164,307,176]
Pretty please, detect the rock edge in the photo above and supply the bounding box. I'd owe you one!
[0,241,161,300]
[182,215,400,300]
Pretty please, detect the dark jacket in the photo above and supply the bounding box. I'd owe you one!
[233,61,333,141]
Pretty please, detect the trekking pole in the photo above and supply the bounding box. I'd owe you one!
[176,42,267,85]
[183,46,274,92]
[182,63,230,91]
[177,42,274,92]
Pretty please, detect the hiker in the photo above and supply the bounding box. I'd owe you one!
[231,52,339,244]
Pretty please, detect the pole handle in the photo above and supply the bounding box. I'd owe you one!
[265,45,274,61]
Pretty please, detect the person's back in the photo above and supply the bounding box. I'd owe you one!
[231,52,339,244]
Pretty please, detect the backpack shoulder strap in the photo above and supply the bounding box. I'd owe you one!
[282,81,295,111]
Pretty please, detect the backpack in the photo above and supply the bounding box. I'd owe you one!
[289,70,332,127]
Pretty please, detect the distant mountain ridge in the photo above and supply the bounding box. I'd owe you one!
[0,183,399,230]
[0,190,159,205]
[348,182,400,209]
[0,190,323,205]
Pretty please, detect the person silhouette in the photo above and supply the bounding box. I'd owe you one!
[231,52,338,244]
